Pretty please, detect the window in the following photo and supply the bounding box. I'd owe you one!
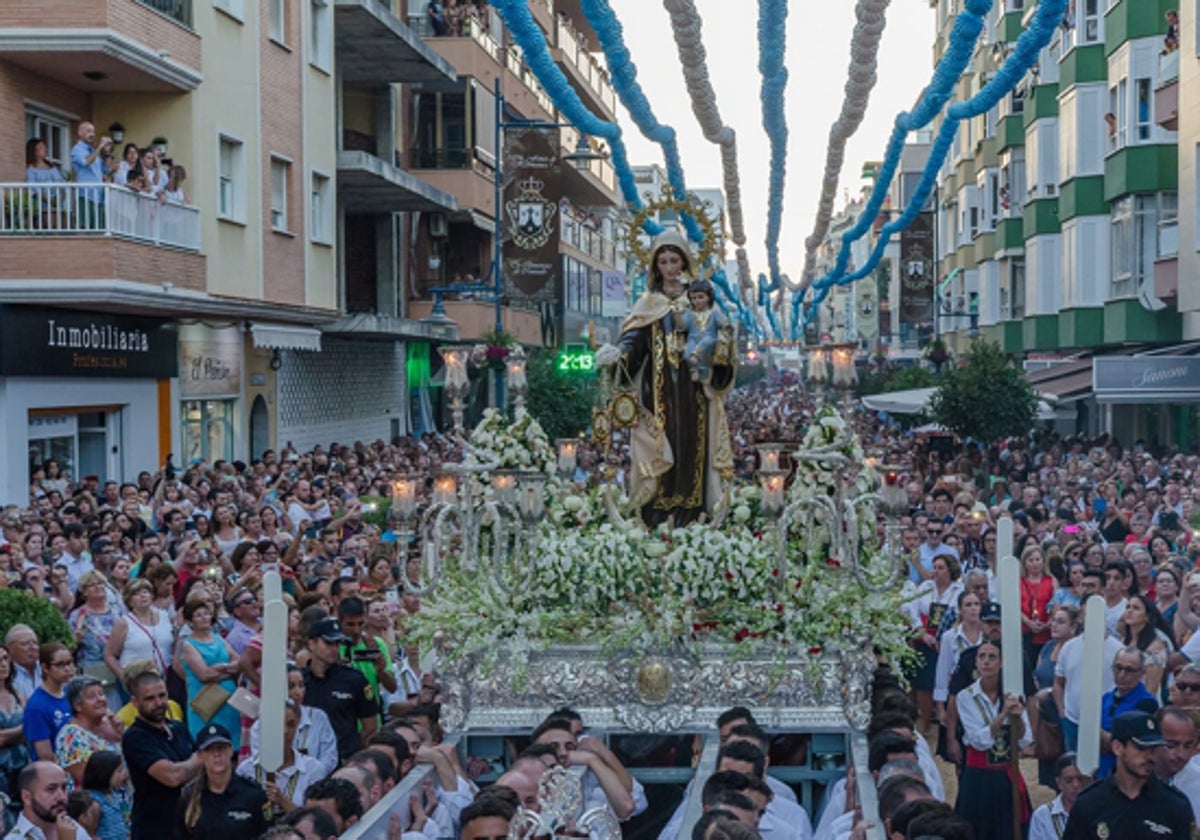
[310,0,332,71]
[214,0,245,21]
[1111,195,1156,297]
[269,0,286,43]
[183,400,234,464]
[270,156,290,232]
[25,106,72,169]
[218,135,245,222]
[1135,78,1152,141]
[1157,191,1178,258]
[311,171,331,243]
[1108,79,1127,151]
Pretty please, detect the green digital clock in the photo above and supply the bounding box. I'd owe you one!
[556,345,596,375]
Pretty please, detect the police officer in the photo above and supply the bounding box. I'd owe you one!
[1063,711,1195,839]
[302,618,378,761]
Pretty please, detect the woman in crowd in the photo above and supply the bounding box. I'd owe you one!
[1120,593,1173,696]
[54,675,122,787]
[69,571,120,708]
[104,579,176,694]
[146,563,179,619]
[1155,564,1183,629]
[954,639,1032,840]
[260,506,290,547]
[1049,560,1085,608]
[366,556,395,595]
[176,723,269,840]
[1031,604,1078,784]
[0,647,29,801]
[905,553,963,733]
[933,589,984,761]
[24,139,64,184]
[179,597,242,751]
[212,505,242,558]
[1019,544,1056,663]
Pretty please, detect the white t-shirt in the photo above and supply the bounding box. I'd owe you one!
[1054,633,1123,723]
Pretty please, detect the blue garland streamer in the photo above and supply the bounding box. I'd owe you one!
[578,0,704,246]
[788,0,996,337]
[758,273,782,339]
[489,0,655,232]
[758,0,789,293]
[799,0,1067,331]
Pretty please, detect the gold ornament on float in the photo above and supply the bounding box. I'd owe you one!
[624,186,723,278]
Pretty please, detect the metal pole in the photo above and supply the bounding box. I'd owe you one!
[932,183,940,343]
[493,76,506,410]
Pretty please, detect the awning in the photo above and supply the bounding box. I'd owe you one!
[861,386,1056,420]
[1027,357,1095,401]
[333,0,457,85]
[337,151,459,214]
[250,323,323,352]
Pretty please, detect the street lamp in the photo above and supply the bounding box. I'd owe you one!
[491,77,607,409]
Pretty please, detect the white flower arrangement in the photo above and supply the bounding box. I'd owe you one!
[410,407,910,671]
[465,407,556,474]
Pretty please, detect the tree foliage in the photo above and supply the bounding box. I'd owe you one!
[857,363,939,397]
[0,589,74,647]
[929,340,1037,442]
[524,349,598,440]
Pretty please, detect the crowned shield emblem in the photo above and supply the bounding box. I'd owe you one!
[507,177,556,250]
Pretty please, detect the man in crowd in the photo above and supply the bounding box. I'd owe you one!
[1098,647,1160,778]
[302,618,378,761]
[4,761,89,840]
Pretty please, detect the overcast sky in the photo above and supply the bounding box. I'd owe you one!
[604,0,935,280]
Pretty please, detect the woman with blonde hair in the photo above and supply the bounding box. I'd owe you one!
[176,723,268,839]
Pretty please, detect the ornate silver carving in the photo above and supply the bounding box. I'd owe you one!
[440,644,875,733]
[507,767,620,840]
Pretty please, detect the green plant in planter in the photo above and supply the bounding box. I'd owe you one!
[0,589,74,647]
[3,191,32,232]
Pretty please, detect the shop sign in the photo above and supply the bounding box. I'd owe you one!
[1093,356,1200,399]
[0,305,177,378]
[179,324,242,398]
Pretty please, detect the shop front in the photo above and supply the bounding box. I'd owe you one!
[0,305,178,505]
[178,323,243,464]
[1094,355,1200,451]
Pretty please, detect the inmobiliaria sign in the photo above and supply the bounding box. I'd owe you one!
[0,306,178,378]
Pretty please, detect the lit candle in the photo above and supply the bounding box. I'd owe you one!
[391,477,418,520]
[557,439,578,477]
[758,444,782,473]
[760,473,786,519]
[1076,596,1106,776]
[492,471,517,505]
[433,475,457,506]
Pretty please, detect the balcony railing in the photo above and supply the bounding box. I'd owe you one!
[1159,49,1180,86]
[0,183,201,251]
[137,0,193,28]
[554,19,618,115]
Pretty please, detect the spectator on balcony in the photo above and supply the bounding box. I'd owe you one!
[71,122,114,225]
[163,165,188,205]
[139,148,168,197]
[1165,9,1179,53]
[25,139,65,184]
[427,0,449,36]
[113,144,141,187]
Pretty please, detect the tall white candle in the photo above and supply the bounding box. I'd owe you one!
[1076,596,1107,776]
[998,554,1023,699]
[259,569,288,773]
[996,517,1014,571]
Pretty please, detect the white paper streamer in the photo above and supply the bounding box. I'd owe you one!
[797,0,892,292]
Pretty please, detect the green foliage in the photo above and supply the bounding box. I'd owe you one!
[857,363,939,397]
[357,495,392,531]
[524,349,597,440]
[0,588,74,646]
[929,340,1037,442]
[479,328,516,348]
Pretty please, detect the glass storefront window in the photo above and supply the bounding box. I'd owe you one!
[183,400,234,463]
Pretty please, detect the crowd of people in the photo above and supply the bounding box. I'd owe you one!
[25,122,189,208]
[425,0,491,37]
[3,372,1200,839]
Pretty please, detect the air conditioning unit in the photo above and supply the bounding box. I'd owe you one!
[429,213,448,238]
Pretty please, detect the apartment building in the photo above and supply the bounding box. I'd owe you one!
[928,0,1191,444]
[404,0,628,350]
[0,0,628,499]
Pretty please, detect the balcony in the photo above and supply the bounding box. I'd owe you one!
[551,19,617,120]
[409,15,554,120]
[0,0,202,91]
[334,0,457,85]
[0,183,204,289]
[1154,50,1179,130]
[337,150,459,213]
[409,146,497,215]
[408,299,545,345]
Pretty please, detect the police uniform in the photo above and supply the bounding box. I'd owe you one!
[303,662,377,760]
[1064,711,1197,840]
[1063,774,1194,839]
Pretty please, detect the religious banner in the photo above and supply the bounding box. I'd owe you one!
[503,126,562,306]
[899,210,935,328]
